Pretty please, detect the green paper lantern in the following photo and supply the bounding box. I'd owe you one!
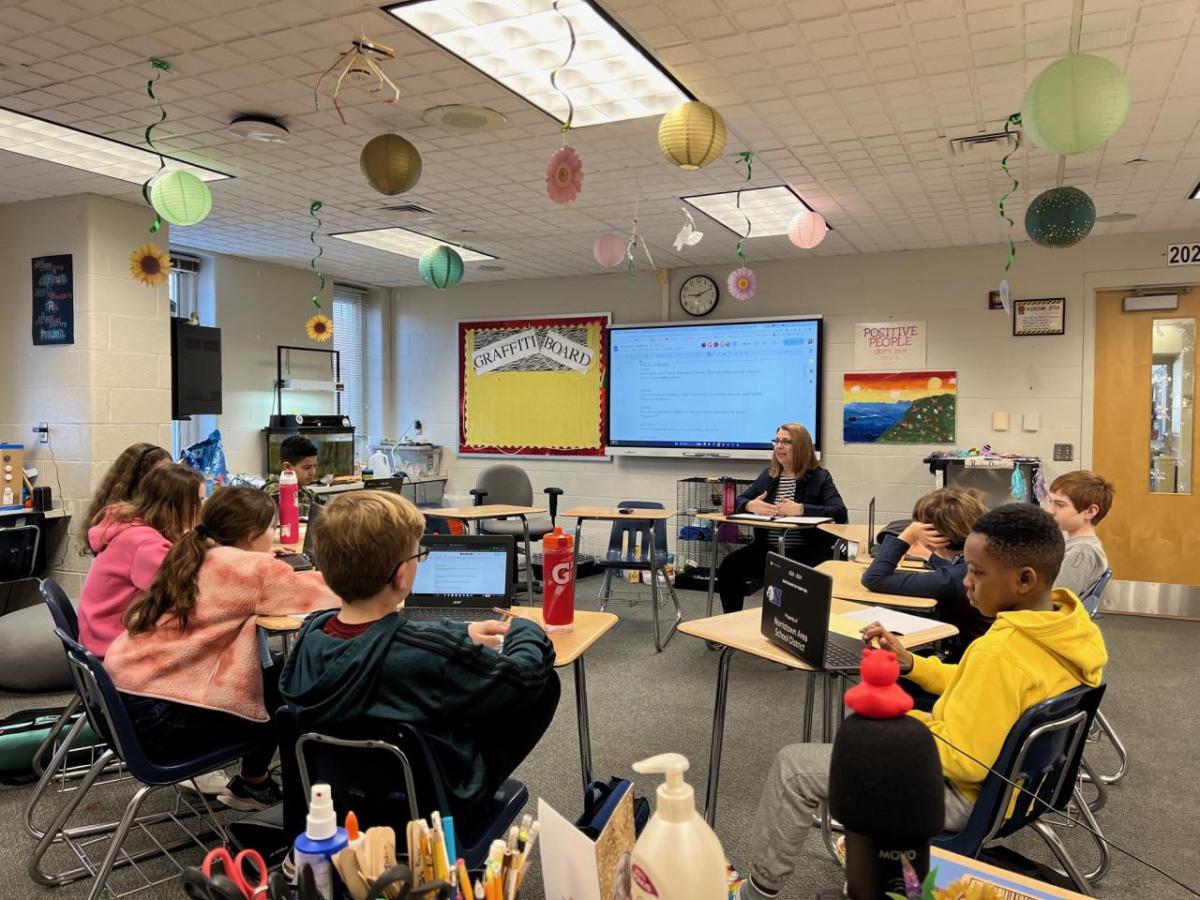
[150,170,213,226]
[1025,186,1095,249]
[1020,54,1130,155]
[418,245,463,290]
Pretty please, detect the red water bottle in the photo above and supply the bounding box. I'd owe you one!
[279,468,301,546]
[542,526,575,633]
[719,479,737,543]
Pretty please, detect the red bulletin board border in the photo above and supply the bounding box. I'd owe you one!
[458,314,609,457]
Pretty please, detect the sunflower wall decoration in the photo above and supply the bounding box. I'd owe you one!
[306,314,333,342]
[129,243,170,287]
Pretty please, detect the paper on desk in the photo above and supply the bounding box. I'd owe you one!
[841,606,934,636]
[727,513,833,525]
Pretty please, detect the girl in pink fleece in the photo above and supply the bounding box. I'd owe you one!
[78,464,205,658]
[104,487,337,811]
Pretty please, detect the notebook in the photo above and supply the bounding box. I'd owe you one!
[760,552,864,673]
[403,534,515,622]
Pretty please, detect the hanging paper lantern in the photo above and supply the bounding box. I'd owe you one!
[788,210,828,249]
[418,245,464,290]
[1025,186,1096,249]
[360,133,423,195]
[546,146,583,204]
[727,266,757,301]
[149,170,212,226]
[1020,54,1130,155]
[657,100,727,170]
[593,233,626,267]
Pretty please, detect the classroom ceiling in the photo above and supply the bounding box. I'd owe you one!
[0,0,1198,288]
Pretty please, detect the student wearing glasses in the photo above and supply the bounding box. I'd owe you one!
[717,423,848,614]
[279,490,559,829]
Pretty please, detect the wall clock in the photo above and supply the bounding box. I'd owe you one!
[679,274,719,317]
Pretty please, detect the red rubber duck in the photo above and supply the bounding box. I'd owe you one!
[844,647,913,719]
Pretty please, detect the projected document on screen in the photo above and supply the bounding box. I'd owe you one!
[411,549,509,598]
[607,318,821,452]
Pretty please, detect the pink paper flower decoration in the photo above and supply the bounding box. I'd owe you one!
[546,145,583,204]
[727,266,757,301]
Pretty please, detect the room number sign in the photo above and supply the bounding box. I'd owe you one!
[1166,242,1200,266]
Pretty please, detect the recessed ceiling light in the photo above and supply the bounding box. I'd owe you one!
[1096,212,1138,222]
[331,226,496,261]
[382,0,692,127]
[0,107,230,184]
[227,115,290,144]
[682,185,820,238]
[422,104,508,132]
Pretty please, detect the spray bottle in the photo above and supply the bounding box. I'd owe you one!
[293,783,348,899]
[629,753,726,900]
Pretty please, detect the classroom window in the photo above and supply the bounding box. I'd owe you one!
[333,286,367,459]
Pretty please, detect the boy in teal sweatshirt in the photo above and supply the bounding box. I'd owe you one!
[279,490,559,826]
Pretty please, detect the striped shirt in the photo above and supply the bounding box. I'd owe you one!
[776,477,802,547]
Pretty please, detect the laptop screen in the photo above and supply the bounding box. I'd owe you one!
[408,535,515,608]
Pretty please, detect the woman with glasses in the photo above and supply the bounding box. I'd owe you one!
[104,487,337,812]
[717,423,848,613]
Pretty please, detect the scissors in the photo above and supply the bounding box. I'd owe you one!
[202,847,269,898]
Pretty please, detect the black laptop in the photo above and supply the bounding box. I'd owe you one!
[866,496,877,556]
[276,502,322,572]
[759,552,864,673]
[403,534,515,622]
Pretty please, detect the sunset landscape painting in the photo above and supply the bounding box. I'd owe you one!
[843,371,957,444]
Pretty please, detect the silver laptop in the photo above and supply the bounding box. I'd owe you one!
[403,534,515,622]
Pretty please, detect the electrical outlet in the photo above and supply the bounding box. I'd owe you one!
[413,419,423,434]
[32,422,49,444]
[1053,443,1073,462]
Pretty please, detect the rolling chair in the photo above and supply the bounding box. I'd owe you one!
[469,465,563,596]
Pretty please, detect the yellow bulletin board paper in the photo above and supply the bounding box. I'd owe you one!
[459,314,609,457]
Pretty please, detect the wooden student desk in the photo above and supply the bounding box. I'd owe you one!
[256,606,618,792]
[421,504,547,603]
[679,603,958,827]
[563,507,681,652]
[816,560,937,611]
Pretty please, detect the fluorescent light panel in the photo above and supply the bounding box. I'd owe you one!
[331,227,496,261]
[382,0,690,127]
[683,185,815,238]
[0,108,230,184]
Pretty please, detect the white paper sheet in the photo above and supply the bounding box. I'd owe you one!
[840,606,936,636]
[727,513,833,525]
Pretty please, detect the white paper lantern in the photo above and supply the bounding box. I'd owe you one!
[788,210,828,249]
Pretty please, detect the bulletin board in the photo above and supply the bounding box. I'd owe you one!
[458,314,609,457]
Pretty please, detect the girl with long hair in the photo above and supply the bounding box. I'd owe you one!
[80,443,172,554]
[104,487,337,811]
[78,464,204,658]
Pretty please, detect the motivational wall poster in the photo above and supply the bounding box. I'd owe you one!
[843,371,957,444]
[853,320,926,369]
[459,314,609,457]
[32,254,74,346]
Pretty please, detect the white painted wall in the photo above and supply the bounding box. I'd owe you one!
[391,228,1200,555]
[0,195,173,596]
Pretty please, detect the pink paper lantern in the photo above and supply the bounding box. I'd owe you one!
[788,209,828,249]
[593,233,626,267]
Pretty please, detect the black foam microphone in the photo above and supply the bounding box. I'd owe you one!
[828,649,945,899]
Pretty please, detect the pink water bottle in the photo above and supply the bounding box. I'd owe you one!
[279,468,301,546]
[542,527,576,633]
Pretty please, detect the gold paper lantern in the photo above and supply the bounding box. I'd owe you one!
[657,101,726,170]
[359,133,422,195]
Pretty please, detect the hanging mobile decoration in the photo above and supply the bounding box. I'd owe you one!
[140,58,172,234]
[545,1,583,204]
[305,200,332,342]
[315,34,401,125]
[997,113,1022,274]
[724,151,757,300]
[673,207,704,252]
[625,216,660,277]
[731,151,753,262]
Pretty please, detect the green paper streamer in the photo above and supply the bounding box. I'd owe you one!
[998,112,1022,272]
[308,201,325,309]
[550,0,577,134]
[141,58,171,234]
[736,150,753,181]
[735,151,753,260]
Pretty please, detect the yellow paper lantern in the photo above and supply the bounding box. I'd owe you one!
[359,133,422,195]
[657,101,726,170]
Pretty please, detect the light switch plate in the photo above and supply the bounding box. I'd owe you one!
[1053,443,1074,461]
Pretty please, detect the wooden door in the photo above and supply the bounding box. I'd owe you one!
[1093,289,1200,584]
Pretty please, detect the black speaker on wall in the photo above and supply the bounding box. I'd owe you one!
[170,317,223,420]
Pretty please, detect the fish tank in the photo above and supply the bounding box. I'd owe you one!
[264,427,355,478]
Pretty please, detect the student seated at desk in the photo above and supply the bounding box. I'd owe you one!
[736,504,1107,900]
[718,423,848,613]
[263,435,321,517]
[1045,470,1114,598]
[104,487,337,812]
[862,488,992,653]
[279,491,559,825]
[79,464,204,659]
[80,442,171,556]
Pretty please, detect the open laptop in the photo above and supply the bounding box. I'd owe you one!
[403,534,516,622]
[760,552,864,673]
[276,501,322,571]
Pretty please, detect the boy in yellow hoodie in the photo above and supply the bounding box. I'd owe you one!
[737,503,1107,900]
